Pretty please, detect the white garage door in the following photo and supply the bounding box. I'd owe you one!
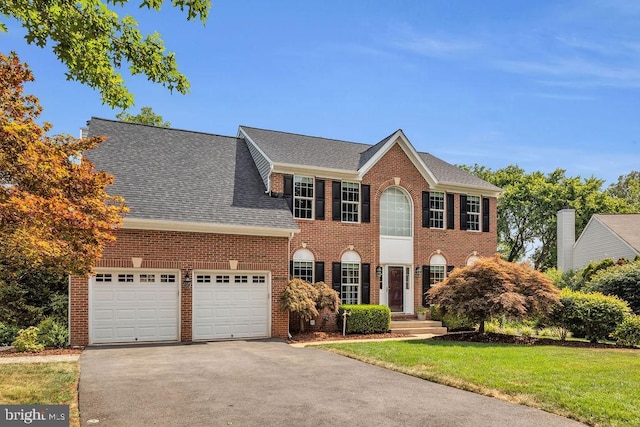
[193,272,270,340]
[90,271,180,344]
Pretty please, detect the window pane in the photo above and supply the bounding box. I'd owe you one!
[429,265,445,287]
[341,262,360,304]
[380,187,412,236]
[293,261,313,283]
[294,176,314,219]
[429,192,445,229]
[467,195,480,231]
[341,182,360,222]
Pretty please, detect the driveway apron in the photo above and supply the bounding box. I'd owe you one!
[79,340,585,426]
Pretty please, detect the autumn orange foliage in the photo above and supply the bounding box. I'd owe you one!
[0,52,127,277]
[427,255,560,332]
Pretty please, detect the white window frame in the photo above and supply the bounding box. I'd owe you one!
[429,191,445,229]
[380,187,413,237]
[341,181,360,223]
[293,175,314,220]
[429,254,447,287]
[341,251,361,305]
[466,195,481,232]
[292,248,314,283]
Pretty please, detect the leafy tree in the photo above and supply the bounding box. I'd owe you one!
[279,279,340,332]
[427,255,560,333]
[463,165,628,269]
[117,106,170,127]
[607,171,640,212]
[0,0,211,109]
[0,53,127,278]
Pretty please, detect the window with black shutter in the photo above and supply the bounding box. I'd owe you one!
[283,175,293,212]
[482,197,490,232]
[422,191,429,228]
[332,262,341,294]
[332,181,341,221]
[315,179,325,220]
[314,261,325,283]
[447,193,455,229]
[361,264,370,304]
[460,195,468,230]
[361,185,371,223]
[422,266,430,307]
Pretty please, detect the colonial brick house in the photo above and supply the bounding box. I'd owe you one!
[69,118,501,346]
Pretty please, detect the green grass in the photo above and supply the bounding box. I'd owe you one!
[0,362,80,427]
[321,340,640,427]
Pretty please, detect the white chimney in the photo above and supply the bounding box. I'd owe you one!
[557,209,575,271]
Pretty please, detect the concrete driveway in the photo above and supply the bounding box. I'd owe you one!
[79,340,585,426]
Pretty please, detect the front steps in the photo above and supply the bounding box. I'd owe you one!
[390,319,448,335]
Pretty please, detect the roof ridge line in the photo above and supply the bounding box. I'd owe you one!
[91,117,237,140]
[239,125,373,148]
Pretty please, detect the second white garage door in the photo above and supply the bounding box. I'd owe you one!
[192,272,270,340]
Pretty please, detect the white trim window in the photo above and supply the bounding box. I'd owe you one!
[429,191,445,229]
[341,251,361,304]
[466,195,481,231]
[292,248,314,283]
[341,181,360,223]
[294,176,314,219]
[429,254,447,287]
[380,187,412,237]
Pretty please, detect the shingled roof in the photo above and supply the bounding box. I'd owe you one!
[86,118,298,233]
[239,126,501,192]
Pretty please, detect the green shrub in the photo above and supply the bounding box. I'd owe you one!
[582,258,616,283]
[587,261,640,314]
[37,318,69,348]
[612,315,640,347]
[337,305,390,334]
[519,325,535,337]
[551,289,631,342]
[0,322,20,346]
[12,326,44,352]
[537,326,571,340]
[430,305,475,331]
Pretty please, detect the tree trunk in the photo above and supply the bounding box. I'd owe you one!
[479,319,485,333]
[299,316,305,332]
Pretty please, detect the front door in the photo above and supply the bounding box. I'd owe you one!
[388,266,404,312]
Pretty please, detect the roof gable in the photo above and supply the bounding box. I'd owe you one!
[594,214,640,252]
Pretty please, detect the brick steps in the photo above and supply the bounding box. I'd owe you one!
[390,319,448,335]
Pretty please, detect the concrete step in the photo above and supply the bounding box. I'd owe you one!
[390,320,448,336]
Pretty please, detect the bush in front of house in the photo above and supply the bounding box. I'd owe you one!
[551,289,631,342]
[338,304,390,334]
[612,315,640,347]
[37,317,69,348]
[430,304,475,332]
[0,322,20,346]
[12,326,44,353]
[586,261,640,314]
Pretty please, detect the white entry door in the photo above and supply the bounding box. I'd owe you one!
[90,270,180,344]
[192,272,270,340]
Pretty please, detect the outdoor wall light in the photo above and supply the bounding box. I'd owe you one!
[376,265,383,279]
[415,266,422,277]
[183,270,192,289]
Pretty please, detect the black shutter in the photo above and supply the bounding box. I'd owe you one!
[447,265,455,274]
[447,193,455,230]
[289,260,293,279]
[361,263,370,304]
[332,262,341,294]
[332,181,341,221]
[422,191,430,228]
[482,197,490,233]
[314,261,325,283]
[283,175,293,212]
[460,195,468,230]
[422,266,430,307]
[361,185,371,223]
[315,179,325,220]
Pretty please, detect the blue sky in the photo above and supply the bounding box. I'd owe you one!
[3,0,639,184]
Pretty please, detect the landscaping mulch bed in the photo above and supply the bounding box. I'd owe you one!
[432,332,638,349]
[0,347,84,357]
[289,331,412,343]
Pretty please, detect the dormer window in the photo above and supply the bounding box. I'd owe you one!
[293,176,314,219]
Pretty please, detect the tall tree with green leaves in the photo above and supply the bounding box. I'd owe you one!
[463,165,628,269]
[117,106,170,127]
[607,171,640,212]
[0,0,211,109]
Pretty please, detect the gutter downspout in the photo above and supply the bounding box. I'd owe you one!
[287,231,294,339]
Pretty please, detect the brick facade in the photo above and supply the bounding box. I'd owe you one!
[274,143,498,317]
[70,229,290,346]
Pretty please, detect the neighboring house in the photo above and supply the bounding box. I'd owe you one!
[69,118,501,346]
[557,209,640,271]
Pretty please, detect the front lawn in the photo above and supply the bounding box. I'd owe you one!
[0,362,80,427]
[321,340,640,427]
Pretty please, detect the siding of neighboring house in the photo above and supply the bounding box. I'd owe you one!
[573,218,638,269]
[242,134,272,191]
[70,229,289,346]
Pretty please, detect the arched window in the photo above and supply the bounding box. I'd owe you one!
[380,187,412,237]
[341,251,361,304]
[429,253,447,287]
[292,248,314,283]
[466,255,480,266]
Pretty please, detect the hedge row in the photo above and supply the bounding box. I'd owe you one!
[337,305,391,334]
